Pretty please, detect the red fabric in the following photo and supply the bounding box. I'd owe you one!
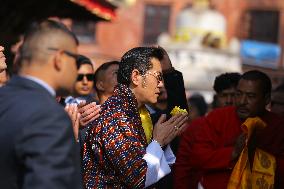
[174,106,284,189]
[74,0,116,20]
[174,118,204,189]
[254,112,284,188]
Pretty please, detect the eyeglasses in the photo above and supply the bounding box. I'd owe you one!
[47,48,81,69]
[145,71,163,83]
[77,74,95,81]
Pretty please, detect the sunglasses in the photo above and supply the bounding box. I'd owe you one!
[77,74,95,81]
[47,48,81,69]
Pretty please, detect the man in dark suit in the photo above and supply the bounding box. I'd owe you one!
[0,20,82,189]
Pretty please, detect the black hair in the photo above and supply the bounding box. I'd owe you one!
[241,70,272,96]
[188,94,208,116]
[213,72,241,93]
[117,47,163,86]
[93,61,119,92]
[77,55,93,69]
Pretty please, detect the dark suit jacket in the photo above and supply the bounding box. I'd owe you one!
[0,76,82,189]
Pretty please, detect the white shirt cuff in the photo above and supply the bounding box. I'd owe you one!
[142,141,175,188]
[164,144,176,165]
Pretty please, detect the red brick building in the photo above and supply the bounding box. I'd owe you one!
[77,0,284,85]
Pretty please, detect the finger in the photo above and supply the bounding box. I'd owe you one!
[176,114,189,128]
[68,104,77,118]
[80,110,100,126]
[64,104,70,113]
[73,112,80,140]
[78,104,91,113]
[81,109,100,123]
[81,108,101,119]
[65,105,75,118]
[80,105,101,118]
[78,102,97,114]
[177,122,189,135]
[77,100,87,108]
[156,114,167,125]
[171,114,187,126]
[166,114,183,124]
[75,112,80,127]
[81,114,99,126]
[167,115,187,135]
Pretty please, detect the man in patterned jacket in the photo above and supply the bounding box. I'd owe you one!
[82,47,188,188]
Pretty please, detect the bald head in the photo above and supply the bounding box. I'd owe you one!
[19,19,78,65]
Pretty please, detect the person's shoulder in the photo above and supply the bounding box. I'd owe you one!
[100,95,124,114]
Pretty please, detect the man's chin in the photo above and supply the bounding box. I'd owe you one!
[149,98,158,105]
[237,111,249,120]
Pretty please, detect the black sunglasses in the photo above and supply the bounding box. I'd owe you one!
[77,74,95,81]
[47,48,81,69]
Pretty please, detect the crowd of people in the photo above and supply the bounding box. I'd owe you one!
[0,19,283,189]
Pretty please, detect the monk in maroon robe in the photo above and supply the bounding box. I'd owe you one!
[174,70,284,189]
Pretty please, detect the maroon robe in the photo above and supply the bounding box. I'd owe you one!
[174,106,284,189]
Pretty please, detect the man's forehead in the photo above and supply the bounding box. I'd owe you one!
[220,87,236,94]
[237,79,261,92]
[149,57,162,71]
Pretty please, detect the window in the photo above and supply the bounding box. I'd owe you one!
[240,10,279,43]
[72,20,96,43]
[143,4,170,44]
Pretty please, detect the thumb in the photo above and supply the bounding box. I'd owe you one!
[157,114,167,125]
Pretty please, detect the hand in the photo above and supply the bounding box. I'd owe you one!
[158,46,173,72]
[78,102,101,127]
[232,133,247,161]
[152,113,189,147]
[0,46,7,70]
[65,104,80,140]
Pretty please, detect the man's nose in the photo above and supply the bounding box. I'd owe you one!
[82,76,88,83]
[239,94,248,104]
[157,80,164,88]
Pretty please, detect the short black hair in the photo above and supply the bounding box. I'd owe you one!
[117,47,163,86]
[19,19,78,62]
[188,94,208,116]
[241,70,272,96]
[213,72,241,93]
[93,61,119,92]
[77,55,93,69]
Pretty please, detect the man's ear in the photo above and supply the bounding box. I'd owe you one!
[96,81,105,92]
[53,51,63,71]
[131,69,141,86]
[264,93,271,106]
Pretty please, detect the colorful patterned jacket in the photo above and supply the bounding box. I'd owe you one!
[82,84,148,188]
